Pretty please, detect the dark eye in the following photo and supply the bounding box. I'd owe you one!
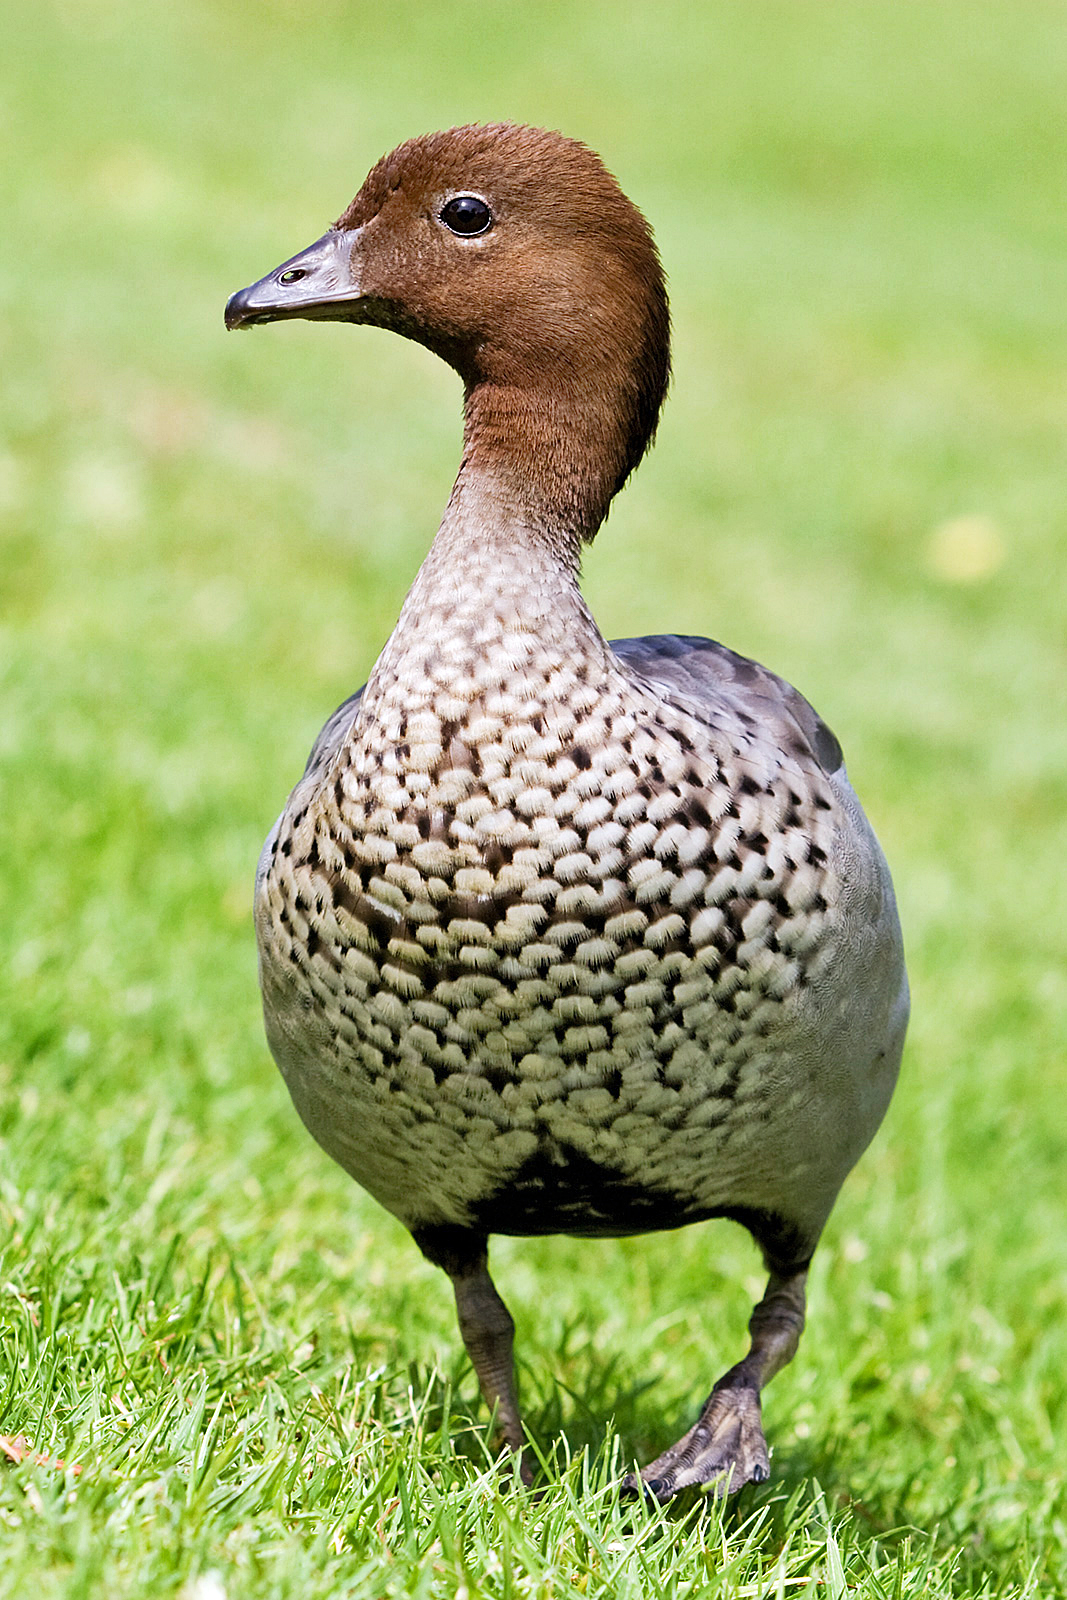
[440,195,493,237]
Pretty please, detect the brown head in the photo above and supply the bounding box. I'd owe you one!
[226,124,670,543]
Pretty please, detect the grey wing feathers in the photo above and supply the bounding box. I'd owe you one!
[610,633,844,776]
[302,687,366,780]
[255,687,365,899]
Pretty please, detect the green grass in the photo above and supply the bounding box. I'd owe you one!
[2,1,1066,1594]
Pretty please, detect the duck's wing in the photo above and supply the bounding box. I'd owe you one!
[255,687,365,896]
[301,687,366,781]
[610,633,844,777]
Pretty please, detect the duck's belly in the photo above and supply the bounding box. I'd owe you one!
[254,760,903,1245]
[261,937,801,1232]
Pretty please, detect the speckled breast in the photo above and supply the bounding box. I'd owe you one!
[253,636,865,1242]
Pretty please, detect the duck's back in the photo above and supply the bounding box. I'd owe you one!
[254,624,906,1259]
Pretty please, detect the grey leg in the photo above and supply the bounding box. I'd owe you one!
[625,1267,808,1501]
[414,1227,531,1484]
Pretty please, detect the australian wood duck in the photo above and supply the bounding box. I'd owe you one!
[225,123,908,1499]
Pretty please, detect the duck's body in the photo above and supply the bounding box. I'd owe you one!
[227,124,907,1498]
[257,517,901,1254]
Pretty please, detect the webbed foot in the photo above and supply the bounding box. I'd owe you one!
[623,1377,769,1501]
[621,1264,808,1503]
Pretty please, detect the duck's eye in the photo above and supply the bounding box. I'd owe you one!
[440,195,493,237]
[279,268,307,284]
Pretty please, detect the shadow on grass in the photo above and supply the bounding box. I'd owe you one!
[401,1356,1044,1594]
[525,1373,1020,1594]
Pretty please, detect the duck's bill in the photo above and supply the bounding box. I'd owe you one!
[224,230,363,329]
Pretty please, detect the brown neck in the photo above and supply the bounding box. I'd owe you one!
[456,379,628,558]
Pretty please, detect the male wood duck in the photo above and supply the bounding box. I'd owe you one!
[225,123,908,1498]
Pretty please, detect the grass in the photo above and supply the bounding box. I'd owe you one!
[2,0,1066,1593]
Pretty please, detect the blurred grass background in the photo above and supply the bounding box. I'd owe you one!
[2,1,1065,1595]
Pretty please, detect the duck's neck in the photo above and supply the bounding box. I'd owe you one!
[383,467,600,660]
[457,378,627,549]
[363,402,624,717]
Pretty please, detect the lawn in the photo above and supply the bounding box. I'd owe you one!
[2,2,1065,1595]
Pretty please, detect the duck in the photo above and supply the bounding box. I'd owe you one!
[225,123,908,1500]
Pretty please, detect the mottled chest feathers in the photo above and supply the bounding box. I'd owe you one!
[261,681,837,1078]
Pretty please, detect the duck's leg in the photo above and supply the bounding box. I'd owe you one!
[625,1265,808,1502]
[414,1227,531,1484]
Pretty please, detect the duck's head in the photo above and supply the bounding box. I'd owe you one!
[226,124,670,541]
